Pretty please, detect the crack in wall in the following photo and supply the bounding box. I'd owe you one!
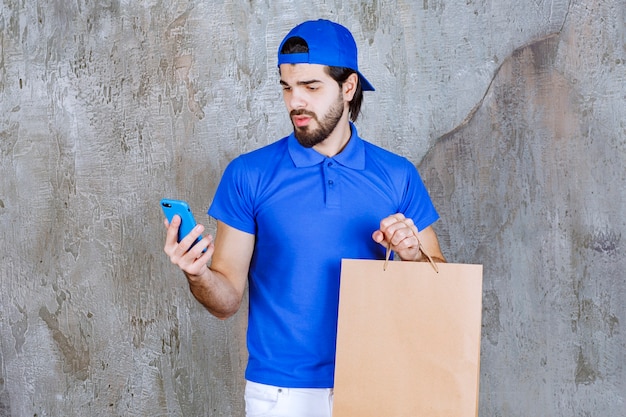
[437,0,572,143]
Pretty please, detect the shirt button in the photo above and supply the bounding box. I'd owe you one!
[328,180,334,185]
[327,162,333,167]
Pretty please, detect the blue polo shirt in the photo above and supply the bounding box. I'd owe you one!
[208,124,439,388]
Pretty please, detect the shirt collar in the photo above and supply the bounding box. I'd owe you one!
[287,122,365,170]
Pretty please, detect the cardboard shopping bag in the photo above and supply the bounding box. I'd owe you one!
[333,256,483,417]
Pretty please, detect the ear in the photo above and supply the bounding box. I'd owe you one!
[342,72,359,101]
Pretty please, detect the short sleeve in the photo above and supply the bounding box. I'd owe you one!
[398,160,439,232]
[208,157,257,235]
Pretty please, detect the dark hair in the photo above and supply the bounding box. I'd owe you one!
[280,37,364,122]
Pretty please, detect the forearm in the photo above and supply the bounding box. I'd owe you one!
[185,267,244,320]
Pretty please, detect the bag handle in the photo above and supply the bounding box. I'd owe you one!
[384,239,439,273]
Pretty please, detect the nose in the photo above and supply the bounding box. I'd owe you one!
[286,87,306,110]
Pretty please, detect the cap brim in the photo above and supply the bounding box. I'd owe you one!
[358,72,375,91]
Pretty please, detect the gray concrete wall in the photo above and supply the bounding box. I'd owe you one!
[0,0,623,416]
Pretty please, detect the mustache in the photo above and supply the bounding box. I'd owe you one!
[290,109,316,118]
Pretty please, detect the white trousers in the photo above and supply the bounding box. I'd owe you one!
[245,380,334,417]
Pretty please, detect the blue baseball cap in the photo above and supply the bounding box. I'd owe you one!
[278,19,375,91]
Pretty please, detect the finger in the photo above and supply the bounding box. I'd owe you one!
[175,227,213,275]
[371,229,384,244]
[176,224,205,255]
[188,234,214,259]
[379,213,403,230]
[182,238,215,276]
[393,213,406,221]
[390,226,414,247]
[386,219,409,242]
[164,215,182,252]
[389,219,420,249]
[403,217,420,241]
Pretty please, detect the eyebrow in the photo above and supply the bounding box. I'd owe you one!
[279,79,323,86]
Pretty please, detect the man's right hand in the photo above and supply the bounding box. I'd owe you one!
[163,215,214,278]
[163,218,253,319]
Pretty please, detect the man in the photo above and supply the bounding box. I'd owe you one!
[164,19,445,417]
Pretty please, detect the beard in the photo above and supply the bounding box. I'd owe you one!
[291,94,345,148]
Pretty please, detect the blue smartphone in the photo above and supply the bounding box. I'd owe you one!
[160,198,202,249]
